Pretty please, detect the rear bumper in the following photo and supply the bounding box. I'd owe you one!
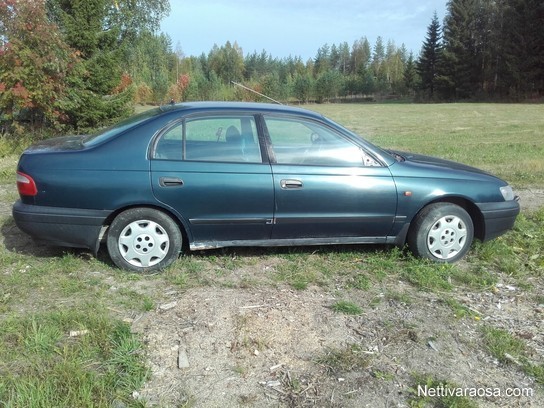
[12,200,112,251]
[476,198,520,242]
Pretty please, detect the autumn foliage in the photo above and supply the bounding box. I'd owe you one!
[0,0,81,130]
[166,74,190,103]
[0,0,167,133]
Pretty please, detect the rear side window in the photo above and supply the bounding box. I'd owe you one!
[153,115,262,163]
[84,108,161,147]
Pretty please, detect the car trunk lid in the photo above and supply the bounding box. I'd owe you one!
[23,135,86,153]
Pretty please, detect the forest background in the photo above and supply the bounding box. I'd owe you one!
[0,0,542,135]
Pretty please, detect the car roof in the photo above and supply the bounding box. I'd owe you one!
[158,101,326,120]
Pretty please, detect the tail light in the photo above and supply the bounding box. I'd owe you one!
[17,171,38,196]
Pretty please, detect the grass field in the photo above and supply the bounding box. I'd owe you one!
[0,103,543,407]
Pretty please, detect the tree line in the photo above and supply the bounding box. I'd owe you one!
[418,0,543,101]
[1,0,542,135]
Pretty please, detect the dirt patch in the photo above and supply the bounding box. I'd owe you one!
[132,284,542,407]
[517,189,544,214]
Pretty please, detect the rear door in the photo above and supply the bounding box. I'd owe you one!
[262,114,398,239]
[150,113,274,244]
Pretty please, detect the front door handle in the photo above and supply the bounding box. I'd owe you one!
[280,179,303,189]
[159,177,183,187]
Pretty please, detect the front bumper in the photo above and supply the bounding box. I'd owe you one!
[12,200,112,252]
[476,198,520,242]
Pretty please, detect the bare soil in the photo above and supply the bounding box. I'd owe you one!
[132,284,543,407]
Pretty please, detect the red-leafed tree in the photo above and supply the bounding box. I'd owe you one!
[176,74,190,101]
[0,0,81,131]
[166,73,190,103]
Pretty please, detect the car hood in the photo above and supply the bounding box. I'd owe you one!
[390,150,491,176]
[24,135,86,153]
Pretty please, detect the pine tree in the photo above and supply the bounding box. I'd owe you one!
[46,0,170,127]
[440,0,489,99]
[501,0,544,97]
[417,12,442,99]
[293,74,313,103]
[314,44,331,76]
[403,53,419,95]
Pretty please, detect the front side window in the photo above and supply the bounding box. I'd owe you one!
[154,115,262,163]
[264,116,379,166]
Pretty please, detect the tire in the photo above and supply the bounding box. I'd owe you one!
[407,203,474,263]
[107,208,182,272]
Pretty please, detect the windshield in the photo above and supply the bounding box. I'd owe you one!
[82,108,162,147]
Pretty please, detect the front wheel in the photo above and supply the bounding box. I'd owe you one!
[407,203,474,263]
[106,208,182,272]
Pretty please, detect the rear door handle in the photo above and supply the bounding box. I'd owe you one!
[159,177,183,187]
[280,179,303,189]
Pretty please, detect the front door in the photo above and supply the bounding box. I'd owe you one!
[263,115,397,240]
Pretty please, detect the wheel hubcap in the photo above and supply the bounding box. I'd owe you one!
[118,220,170,267]
[427,215,467,260]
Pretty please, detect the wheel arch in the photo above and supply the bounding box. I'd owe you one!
[409,196,485,242]
[102,204,192,248]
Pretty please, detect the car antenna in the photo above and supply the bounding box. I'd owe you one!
[231,81,283,105]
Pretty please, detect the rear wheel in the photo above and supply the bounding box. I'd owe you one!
[107,208,182,272]
[407,203,474,263]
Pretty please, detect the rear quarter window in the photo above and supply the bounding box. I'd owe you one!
[83,108,162,147]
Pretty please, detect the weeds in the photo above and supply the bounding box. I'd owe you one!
[330,300,362,315]
[274,251,330,289]
[408,374,478,408]
[442,297,479,319]
[481,326,544,385]
[316,344,371,375]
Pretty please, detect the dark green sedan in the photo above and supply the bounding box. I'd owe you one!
[13,102,520,272]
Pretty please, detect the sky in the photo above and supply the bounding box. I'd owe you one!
[160,0,448,60]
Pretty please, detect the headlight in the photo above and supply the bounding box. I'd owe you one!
[500,185,515,201]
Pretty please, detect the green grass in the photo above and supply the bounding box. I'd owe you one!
[330,300,363,315]
[482,326,526,364]
[0,308,147,407]
[274,252,329,289]
[442,297,480,319]
[470,208,544,280]
[482,326,544,385]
